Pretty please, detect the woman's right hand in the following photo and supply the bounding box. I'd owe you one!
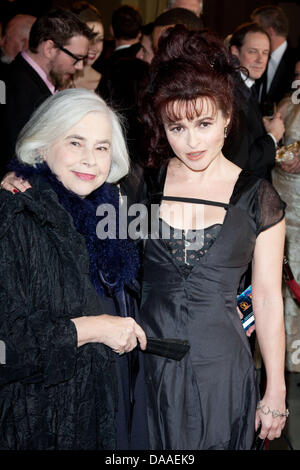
[0,172,32,193]
[280,156,300,174]
[71,314,147,353]
[236,306,255,338]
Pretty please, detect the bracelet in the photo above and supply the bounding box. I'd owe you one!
[256,401,289,418]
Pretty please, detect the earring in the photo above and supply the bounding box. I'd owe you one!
[224,126,228,138]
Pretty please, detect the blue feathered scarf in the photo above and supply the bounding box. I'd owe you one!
[9,161,141,297]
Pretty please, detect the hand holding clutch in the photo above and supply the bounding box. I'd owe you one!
[136,337,190,361]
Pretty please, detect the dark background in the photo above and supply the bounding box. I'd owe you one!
[202,0,300,48]
[1,0,299,48]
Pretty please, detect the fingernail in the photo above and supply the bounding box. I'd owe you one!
[13,189,19,194]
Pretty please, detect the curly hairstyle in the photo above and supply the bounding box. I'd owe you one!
[140,25,241,168]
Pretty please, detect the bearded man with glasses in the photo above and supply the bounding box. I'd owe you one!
[3,8,95,163]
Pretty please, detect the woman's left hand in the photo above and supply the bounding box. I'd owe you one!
[255,396,288,440]
[0,172,31,193]
[280,156,300,174]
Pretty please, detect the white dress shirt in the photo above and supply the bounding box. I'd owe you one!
[241,72,255,89]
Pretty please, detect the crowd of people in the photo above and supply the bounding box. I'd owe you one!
[0,0,299,451]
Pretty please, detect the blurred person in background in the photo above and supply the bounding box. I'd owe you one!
[96,5,145,165]
[166,0,203,17]
[251,5,298,111]
[100,4,143,75]
[0,14,36,64]
[70,1,104,91]
[136,22,155,65]
[224,22,285,181]
[0,13,36,81]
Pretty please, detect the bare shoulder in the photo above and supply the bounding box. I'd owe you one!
[74,68,101,91]
[222,157,242,181]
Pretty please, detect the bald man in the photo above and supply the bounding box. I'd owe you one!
[0,14,36,64]
[166,0,203,17]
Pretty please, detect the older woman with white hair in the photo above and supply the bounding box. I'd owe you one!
[0,88,148,450]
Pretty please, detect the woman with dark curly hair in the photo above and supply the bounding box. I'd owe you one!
[139,25,288,450]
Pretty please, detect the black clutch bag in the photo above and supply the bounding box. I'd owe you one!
[137,337,190,361]
[251,426,266,450]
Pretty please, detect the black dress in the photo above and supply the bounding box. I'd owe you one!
[139,167,285,450]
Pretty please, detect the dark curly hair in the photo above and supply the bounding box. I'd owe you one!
[140,25,241,168]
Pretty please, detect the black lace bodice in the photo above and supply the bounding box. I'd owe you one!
[160,219,222,278]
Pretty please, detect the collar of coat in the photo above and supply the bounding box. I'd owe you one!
[6,160,141,297]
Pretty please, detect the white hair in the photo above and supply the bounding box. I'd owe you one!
[16,88,130,183]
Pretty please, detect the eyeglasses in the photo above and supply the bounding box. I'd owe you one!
[57,45,87,65]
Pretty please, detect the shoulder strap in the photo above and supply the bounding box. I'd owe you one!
[162,196,229,209]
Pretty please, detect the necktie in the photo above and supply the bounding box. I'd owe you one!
[250,84,258,102]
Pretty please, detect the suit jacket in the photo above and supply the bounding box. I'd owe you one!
[0,60,10,82]
[257,45,297,106]
[223,79,276,181]
[4,53,52,158]
[99,43,142,76]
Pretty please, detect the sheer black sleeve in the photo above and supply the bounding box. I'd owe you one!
[256,179,286,236]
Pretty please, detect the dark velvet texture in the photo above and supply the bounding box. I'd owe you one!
[0,176,118,449]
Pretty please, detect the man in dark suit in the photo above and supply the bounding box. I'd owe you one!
[3,8,95,164]
[251,5,298,110]
[223,22,284,181]
[95,4,143,77]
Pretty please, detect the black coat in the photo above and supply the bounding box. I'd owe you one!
[4,53,52,158]
[223,79,276,181]
[257,45,298,106]
[0,176,118,450]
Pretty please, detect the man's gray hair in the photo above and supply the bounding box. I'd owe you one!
[167,0,178,8]
[16,88,130,184]
[166,0,202,16]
